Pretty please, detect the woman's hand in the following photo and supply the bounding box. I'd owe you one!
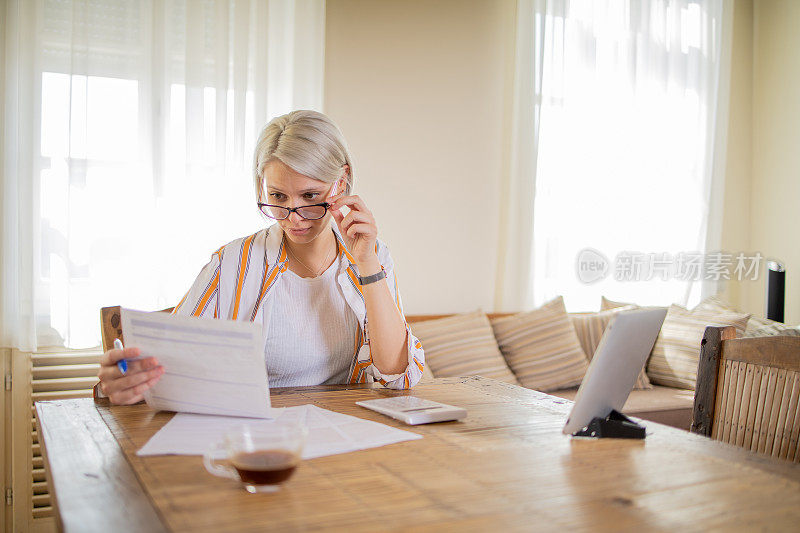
[328,192,408,375]
[97,347,165,405]
[328,193,380,268]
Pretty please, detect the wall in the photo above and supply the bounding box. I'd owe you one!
[719,0,753,311]
[749,0,800,324]
[324,0,517,314]
[723,0,800,324]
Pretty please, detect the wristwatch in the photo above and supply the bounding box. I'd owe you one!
[358,268,386,285]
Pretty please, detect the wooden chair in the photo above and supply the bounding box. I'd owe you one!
[691,326,800,462]
[99,305,174,352]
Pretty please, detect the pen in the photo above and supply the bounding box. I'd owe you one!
[114,339,128,375]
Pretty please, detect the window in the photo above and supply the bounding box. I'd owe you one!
[26,0,324,348]
[529,0,723,311]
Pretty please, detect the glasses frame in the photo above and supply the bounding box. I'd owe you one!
[257,202,331,221]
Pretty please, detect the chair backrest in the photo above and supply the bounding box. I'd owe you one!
[100,305,174,353]
[100,306,124,353]
[691,325,800,462]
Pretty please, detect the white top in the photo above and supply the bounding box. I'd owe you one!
[263,256,359,387]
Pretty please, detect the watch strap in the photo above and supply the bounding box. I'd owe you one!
[358,268,387,285]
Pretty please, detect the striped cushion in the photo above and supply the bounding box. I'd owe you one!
[694,294,735,312]
[695,294,785,335]
[491,297,588,392]
[570,307,652,390]
[646,304,750,390]
[600,296,668,315]
[411,311,520,385]
[600,296,631,311]
[745,315,785,332]
[742,323,800,338]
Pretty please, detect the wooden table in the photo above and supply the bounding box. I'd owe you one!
[35,377,800,532]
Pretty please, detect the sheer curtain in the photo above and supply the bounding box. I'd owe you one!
[502,0,728,312]
[1,0,325,350]
[496,0,547,312]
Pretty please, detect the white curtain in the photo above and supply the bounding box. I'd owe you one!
[497,0,547,312]
[1,0,325,350]
[502,0,728,312]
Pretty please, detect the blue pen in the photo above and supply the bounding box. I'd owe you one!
[114,339,128,375]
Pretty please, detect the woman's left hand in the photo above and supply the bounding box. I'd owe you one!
[328,194,379,266]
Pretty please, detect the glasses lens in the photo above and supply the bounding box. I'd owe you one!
[296,205,328,220]
[261,205,290,220]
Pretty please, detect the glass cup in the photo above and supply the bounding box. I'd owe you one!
[203,422,307,493]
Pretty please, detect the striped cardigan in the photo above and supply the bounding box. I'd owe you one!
[172,223,426,390]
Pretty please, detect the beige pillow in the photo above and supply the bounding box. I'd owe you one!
[491,297,588,392]
[694,294,736,312]
[694,294,782,334]
[411,311,520,385]
[745,315,785,332]
[647,304,751,390]
[742,323,800,338]
[600,296,668,314]
[600,296,632,311]
[570,307,652,390]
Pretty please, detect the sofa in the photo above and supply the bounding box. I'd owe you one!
[406,295,799,431]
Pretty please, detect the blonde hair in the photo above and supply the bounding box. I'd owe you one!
[253,110,354,199]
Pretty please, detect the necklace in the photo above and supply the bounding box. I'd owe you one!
[287,241,334,277]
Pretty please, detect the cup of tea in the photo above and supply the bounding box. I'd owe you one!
[203,422,307,493]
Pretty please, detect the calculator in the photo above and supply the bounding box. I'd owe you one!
[356,396,467,425]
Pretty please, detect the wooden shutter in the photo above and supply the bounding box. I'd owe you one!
[30,348,101,521]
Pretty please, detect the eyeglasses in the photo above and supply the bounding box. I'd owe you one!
[257,202,330,221]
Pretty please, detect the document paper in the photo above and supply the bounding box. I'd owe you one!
[120,308,272,418]
[136,404,423,458]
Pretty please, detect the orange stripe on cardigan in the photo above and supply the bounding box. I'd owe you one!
[250,248,270,321]
[350,361,371,384]
[392,270,409,331]
[345,267,364,299]
[353,339,376,384]
[393,272,403,315]
[179,246,224,315]
[231,234,255,320]
[334,237,364,298]
[251,243,287,320]
[192,268,219,317]
[349,326,363,383]
[392,272,403,314]
[172,290,189,315]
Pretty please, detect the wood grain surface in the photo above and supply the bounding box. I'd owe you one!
[34,400,168,533]
[692,326,737,436]
[37,377,800,532]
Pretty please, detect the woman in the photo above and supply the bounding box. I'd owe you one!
[97,110,426,405]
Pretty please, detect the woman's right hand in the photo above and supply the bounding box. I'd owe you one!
[97,346,165,405]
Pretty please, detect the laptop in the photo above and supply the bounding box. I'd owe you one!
[562,307,667,435]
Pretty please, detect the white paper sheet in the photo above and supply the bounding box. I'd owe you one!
[120,308,272,418]
[136,404,422,458]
